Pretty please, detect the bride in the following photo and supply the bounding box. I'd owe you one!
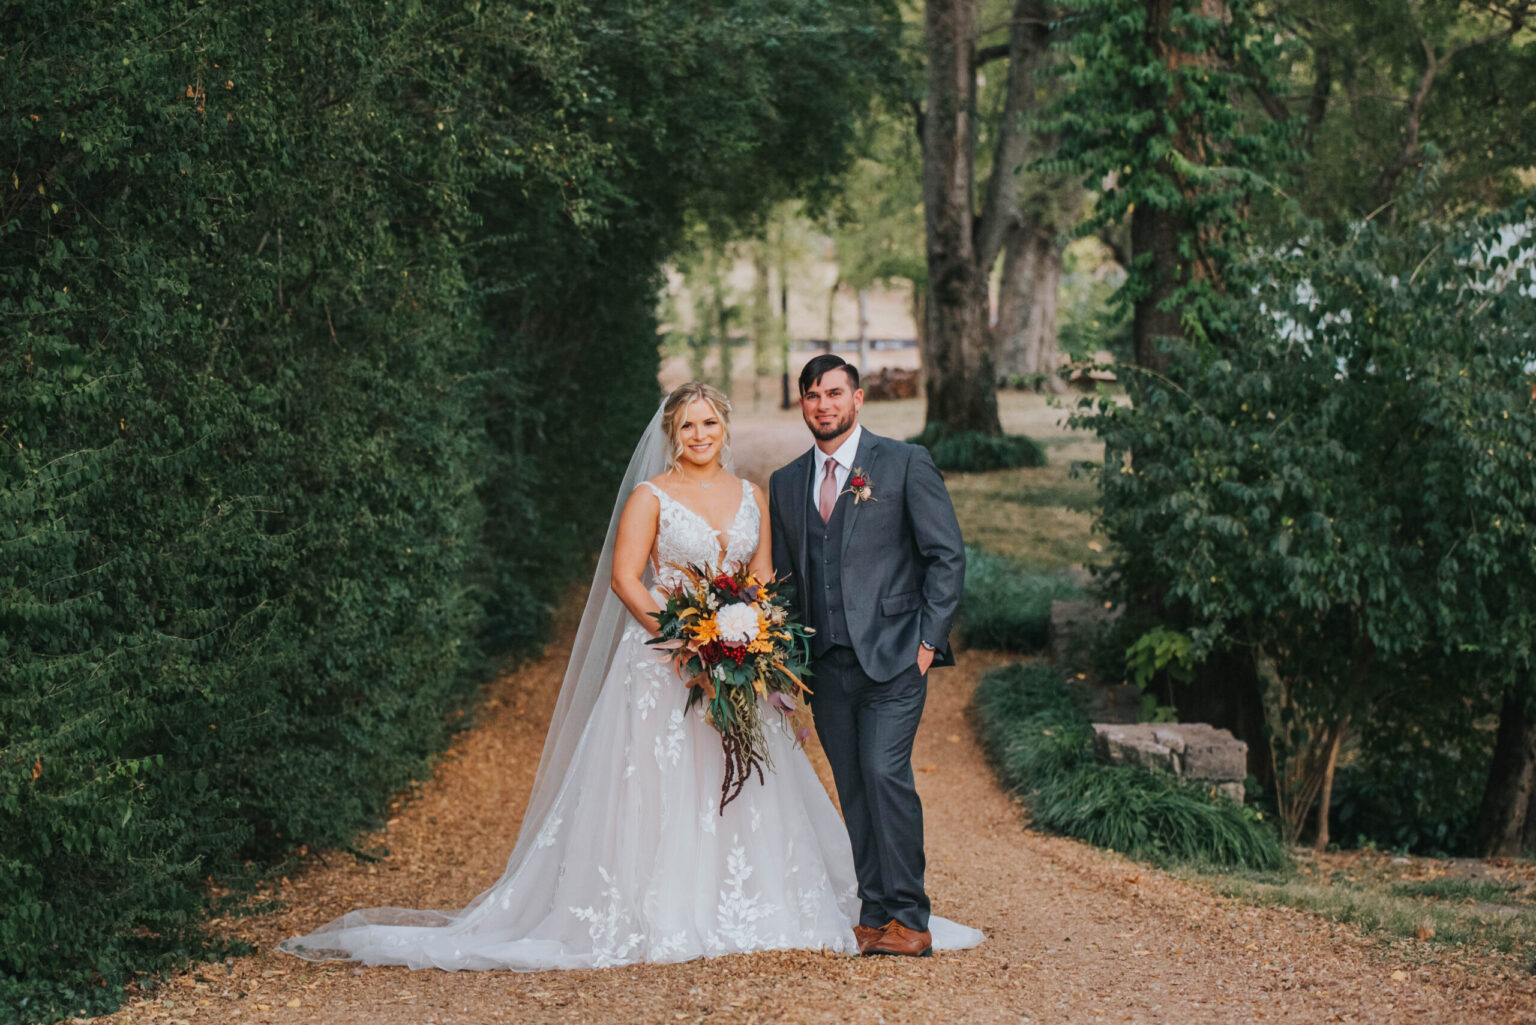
[279,382,982,969]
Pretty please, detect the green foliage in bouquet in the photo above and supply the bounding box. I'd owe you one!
[648,565,815,811]
[972,663,1284,870]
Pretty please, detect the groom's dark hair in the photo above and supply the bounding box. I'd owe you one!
[798,354,860,396]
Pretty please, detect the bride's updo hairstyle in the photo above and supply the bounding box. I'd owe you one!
[661,381,732,472]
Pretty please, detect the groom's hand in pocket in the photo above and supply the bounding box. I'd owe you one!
[916,644,935,676]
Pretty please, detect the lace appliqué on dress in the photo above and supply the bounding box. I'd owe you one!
[641,479,759,588]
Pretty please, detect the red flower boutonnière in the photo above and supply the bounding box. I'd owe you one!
[842,467,875,505]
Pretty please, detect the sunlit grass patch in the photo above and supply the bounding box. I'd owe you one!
[1391,877,1528,904]
[948,461,1105,572]
[1185,855,1536,962]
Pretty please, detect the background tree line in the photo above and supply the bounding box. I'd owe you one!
[0,1,897,1020]
[895,0,1535,857]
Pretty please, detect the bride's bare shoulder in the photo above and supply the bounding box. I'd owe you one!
[622,479,662,513]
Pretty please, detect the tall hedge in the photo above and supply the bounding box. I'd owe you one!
[1,0,896,1020]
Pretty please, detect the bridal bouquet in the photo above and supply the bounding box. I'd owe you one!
[647,564,815,812]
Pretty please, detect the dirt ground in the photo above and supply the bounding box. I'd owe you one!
[84,399,1536,1025]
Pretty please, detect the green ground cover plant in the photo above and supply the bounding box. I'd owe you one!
[971,663,1284,870]
[907,423,1047,472]
[957,548,1082,651]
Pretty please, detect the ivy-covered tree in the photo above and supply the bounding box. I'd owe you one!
[1049,0,1293,368]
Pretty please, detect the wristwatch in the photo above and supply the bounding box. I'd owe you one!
[920,641,936,652]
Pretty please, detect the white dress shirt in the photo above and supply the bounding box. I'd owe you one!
[809,424,863,513]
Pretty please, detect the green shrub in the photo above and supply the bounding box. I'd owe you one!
[0,1,899,1021]
[1327,662,1498,856]
[958,548,1082,651]
[971,663,1284,869]
[1074,202,1536,846]
[906,423,1047,472]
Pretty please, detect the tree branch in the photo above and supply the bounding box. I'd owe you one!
[975,43,1011,67]
[1241,58,1291,125]
[975,0,1051,272]
[1373,13,1528,204]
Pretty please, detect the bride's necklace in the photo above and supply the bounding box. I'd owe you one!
[672,466,725,489]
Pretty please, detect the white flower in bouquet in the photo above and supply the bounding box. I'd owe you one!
[714,602,761,645]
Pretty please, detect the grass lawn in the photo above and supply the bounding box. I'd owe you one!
[858,390,1110,573]
[1186,849,1536,967]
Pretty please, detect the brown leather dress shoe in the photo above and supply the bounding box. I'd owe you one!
[853,924,886,955]
[866,919,932,957]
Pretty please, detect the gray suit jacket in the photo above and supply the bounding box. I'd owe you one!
[769,429,966,683]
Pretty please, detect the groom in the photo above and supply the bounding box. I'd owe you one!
[769,354,966,958]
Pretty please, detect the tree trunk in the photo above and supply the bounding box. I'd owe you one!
[824,280,838,354]
[750,245,774,408]
[1129,196,1185,376]
[922,0,1001,434]
[1312,718,1348,852]
[1476,685,1536,857]
[1522,780,1536,855]
[778,261,792,408]
[911,284,928,357]
[995,211,1073,393]
[712,269,734,396]
[993,218,1040,387]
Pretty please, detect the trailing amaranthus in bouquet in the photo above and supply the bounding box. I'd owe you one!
[647,563,815,812]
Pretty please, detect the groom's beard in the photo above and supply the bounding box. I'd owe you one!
[807,411,855,442]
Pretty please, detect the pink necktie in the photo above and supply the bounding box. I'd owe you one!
[819,458,838,523]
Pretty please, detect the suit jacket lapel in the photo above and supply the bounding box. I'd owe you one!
[840,429,881,558]
[785,449,814,592]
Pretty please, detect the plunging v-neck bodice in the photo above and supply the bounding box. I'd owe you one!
[639,479,758,586]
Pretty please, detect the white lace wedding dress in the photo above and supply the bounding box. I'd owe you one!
[280,479,981,970]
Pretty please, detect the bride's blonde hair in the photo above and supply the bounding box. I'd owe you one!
[661,381,732,472]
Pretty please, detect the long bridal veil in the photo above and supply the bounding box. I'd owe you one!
[280,404,670,958]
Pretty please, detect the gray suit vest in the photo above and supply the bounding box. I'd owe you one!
[804,495,851,656]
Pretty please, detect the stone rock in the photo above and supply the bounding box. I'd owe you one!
[1090,722,1248,799]
[1181,729,1250,782]
[1092,724,1175,773]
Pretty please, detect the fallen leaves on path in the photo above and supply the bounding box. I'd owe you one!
[80,630,1536,1025]
[80,406,1536,1025]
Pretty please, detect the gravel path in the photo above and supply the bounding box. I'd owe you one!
[87,402,1536,1025]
